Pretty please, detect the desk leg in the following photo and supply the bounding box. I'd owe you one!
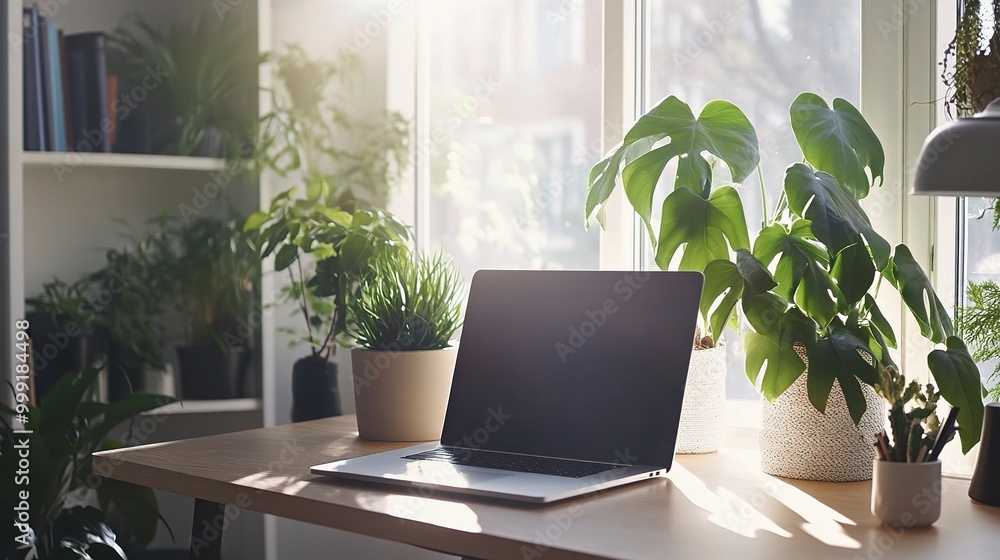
[189,499,225,560]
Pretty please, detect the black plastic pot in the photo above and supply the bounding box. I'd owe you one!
[291,355,342,423]
[176,345,251,400]
[26,311,102,400]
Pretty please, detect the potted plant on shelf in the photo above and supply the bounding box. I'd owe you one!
[149,215,259,400]
[108,12,257,158]
[587,92,986,480]
[25,278,104,400]
[943,0,1000,117]
[1,367,176,559]
[244,186,410,422]
[349,250,464,441]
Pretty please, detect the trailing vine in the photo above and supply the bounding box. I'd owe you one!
[943,0,1000,117]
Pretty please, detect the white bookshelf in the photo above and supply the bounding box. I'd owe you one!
[146,397,263,415]
[22,151,226,171]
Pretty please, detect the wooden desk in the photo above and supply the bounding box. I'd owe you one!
[93,416,1000,559]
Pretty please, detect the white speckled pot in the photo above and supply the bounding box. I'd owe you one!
[675,344,727,454]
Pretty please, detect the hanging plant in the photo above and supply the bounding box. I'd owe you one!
[943,0,1000,117]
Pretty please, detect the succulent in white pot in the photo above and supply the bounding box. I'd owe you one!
[350,250,464,441]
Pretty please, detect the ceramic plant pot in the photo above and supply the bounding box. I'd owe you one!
[352,346,458,441]
[675,344,726,454]
[291,355,342,423]
[871,459,942,527]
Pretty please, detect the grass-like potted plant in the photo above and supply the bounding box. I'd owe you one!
[349,250,463,441]
[244,186,410,422]
[1,367,176,559]
[587,92,986,480]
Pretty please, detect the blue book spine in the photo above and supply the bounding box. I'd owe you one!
[23,6,45,151]
[44,19,67,152]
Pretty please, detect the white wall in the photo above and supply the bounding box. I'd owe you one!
[265,2,453,558]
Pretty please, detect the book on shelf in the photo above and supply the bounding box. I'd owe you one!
[23,6,46,152]
[40,16,67,152]
[66,32,111,153]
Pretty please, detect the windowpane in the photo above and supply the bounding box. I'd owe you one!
[423,0,602,281]
[959,198,1000,390]
[644,0,862,405]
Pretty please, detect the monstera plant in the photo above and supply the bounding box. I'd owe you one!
[587,92,986,453]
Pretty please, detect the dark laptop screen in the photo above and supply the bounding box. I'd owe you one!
[440,270,703,468]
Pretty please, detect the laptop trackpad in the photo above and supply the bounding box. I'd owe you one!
[392,462,515,487]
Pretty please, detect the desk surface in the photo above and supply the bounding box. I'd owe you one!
[93,416,1000,559]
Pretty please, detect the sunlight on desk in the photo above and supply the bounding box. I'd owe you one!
[764,477,861,549]
[668,464,792,539]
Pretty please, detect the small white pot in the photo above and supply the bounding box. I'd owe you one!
[871,459,942,527]
[351,346,458,441]
[675,344,726,454]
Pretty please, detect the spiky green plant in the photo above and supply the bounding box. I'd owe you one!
[351,251,463,351]
[957,280,1000,401]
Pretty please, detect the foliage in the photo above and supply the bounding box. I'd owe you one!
[142,215,258,348]
[26,278,98,333]
[587,92,986,451]
[1,368,176,559]
[874,364,942,463]
[351,251,463,351]
[109,12,257,157]
[942,0,1000,117]
[250,45,410,208]
[957,280,1000,401]
[244,187,410,359]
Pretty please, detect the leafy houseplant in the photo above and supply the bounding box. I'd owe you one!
[243,186,410,422]
[943,0,1000,117]
[2,367,176,559]
[109,13,256,158]
[586,92,986,477]
[250,45,410,209]
[146,215,259,399]
[349,250,464,441]
[957,280,1000,401]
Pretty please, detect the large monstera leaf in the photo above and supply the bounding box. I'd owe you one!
[586,96,759,236]
[700,249,776,341]
[789,93,885,199]
[890,244,953,344]
[783,163,891,272]
[752,219,843,328]
[654,186,750,271]
[928,337,986,453]
[801,321,881,425]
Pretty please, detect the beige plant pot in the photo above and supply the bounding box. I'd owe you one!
[351,346,458,442]
[675,344,726,454]
[760,372,885,482]
[872,459,942,527]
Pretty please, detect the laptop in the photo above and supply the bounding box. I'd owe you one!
[311,269,704,503]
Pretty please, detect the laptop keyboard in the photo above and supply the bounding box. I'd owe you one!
[403,447,625,478]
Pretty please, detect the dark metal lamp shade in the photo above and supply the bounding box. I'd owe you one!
[912,99,1000,196]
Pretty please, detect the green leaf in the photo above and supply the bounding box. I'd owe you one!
[587,96,759,228]
[700,260,743,342]
[305,177,330,201]
[40,367,102,436]
[753,219,842,328]
[96,478,163,546]
[928,337,986,453]
[654,186,750,271]
[242,211,269,233]
[86,394,176,447]
[832,240,876,307]
[746,330,806,400]
[789,93,885,199]
[783,164,891,271]
[863,294,897,348]
[274,244,299,272]
[890,244,953,344]
[802,324,879,423]
[742,291,788,337]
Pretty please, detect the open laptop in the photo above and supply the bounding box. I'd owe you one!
[311,269,704,503]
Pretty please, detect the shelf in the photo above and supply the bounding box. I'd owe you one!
[22,151,227,172]
[144,398,262,415]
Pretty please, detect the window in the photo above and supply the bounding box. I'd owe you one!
[419,0,603,280]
